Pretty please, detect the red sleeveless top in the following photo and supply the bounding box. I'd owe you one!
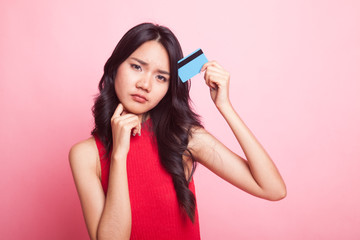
[94,120,201,239]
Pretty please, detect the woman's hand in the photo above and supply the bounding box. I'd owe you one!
[111,103,141,160]
[201,61,231,109]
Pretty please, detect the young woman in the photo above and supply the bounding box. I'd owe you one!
[69,23,286,240]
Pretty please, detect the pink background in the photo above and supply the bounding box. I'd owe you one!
[1,0,359,239]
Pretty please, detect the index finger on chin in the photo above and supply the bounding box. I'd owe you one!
[112,103,124,119]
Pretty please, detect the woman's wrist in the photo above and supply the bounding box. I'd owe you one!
[111,151,128,164]
[216,99,234,115]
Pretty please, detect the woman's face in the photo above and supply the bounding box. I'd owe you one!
[114,40,170,116]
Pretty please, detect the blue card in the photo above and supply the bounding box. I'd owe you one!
[178,48,208,82]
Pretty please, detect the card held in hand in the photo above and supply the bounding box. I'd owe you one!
[177,48,208,82]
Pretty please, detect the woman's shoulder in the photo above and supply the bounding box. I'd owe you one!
[69,137,100,175]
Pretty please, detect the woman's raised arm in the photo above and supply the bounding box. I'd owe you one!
[188,61,286,200]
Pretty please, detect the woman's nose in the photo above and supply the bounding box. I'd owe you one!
[136,73,152,92]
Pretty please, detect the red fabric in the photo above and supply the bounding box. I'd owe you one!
[94,120,201,239]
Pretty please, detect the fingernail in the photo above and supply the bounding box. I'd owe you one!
[138,132,141,136]
[132,132,136,137]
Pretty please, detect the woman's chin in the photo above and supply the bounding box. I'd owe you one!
[121,104,146,116]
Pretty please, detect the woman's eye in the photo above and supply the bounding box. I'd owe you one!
[131,64,141,71]
[156,75,167,82]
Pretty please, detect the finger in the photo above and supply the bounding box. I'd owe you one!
[205,62,228,79]
[138,117,142,136]
[112,103,124,119]
[207,71,227,90]
[201,60,218,70]
[208,78,218,90]
[205,66,229,82]
[205,65,227,77]
[204,71,212,88]
[121,109,129,116]
[119,113,137,122]
[117,115,139,135]
[204,74,217,90]
[112,113,138,129]
[200,62,212,72]
[132,116,142,136]
[201,62,209,72]
[204,69,220,85]
[208,60,224,70]
[129,117,141,136]
[131,119,139,136]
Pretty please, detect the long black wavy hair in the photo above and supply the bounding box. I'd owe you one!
[91,23,203,222]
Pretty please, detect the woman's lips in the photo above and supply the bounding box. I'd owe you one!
[131,94,147,103]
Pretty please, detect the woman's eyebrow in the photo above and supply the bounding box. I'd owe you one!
[131,57,148,66]
[131,57,170,75]
[158,69,170,75]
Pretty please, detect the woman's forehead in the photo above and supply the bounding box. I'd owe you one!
[129,41,170,71]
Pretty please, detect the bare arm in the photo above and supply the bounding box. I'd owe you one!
[189,61,286,200]
[69,103,141,239]
[69,138,105,239]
